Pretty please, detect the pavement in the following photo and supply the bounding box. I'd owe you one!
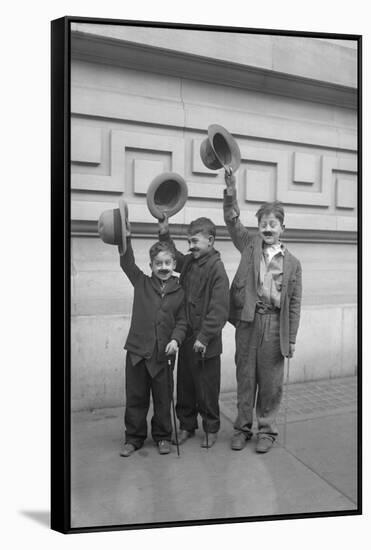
[71,376,358,529]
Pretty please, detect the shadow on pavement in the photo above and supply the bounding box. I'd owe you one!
[20,510,50,528]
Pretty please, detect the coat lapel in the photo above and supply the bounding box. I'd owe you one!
[164,277,181,295]
[150,275,163,295]
[253,235,263,284]
[180,251,219,292]
[150,275,180,296]
[281,250,293,303]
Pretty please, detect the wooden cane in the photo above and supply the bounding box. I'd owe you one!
[168,357,180,457]
[283,356,290,448]
[201,350,209,451]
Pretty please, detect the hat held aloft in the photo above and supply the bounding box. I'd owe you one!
[200,124,241,175]
[146,172,188,221]
[97,172,188,253]
[98,196,130,256]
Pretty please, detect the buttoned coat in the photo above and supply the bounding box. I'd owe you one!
[224,193,302,357]
[120,240,187,368]
[159,233,230,359]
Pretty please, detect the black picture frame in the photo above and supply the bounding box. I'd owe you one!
[51,16,362,534]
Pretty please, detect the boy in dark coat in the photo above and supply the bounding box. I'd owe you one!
[158,216,229,448]
[119,226,187,457]
[223,172,302,453]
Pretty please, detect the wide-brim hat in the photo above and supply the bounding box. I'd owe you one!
[146,172,188,220]
[200,124,241,173]
[97,197,129,256]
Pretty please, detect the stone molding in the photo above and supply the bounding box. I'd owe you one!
[71,30,357,109]
[71,220,357,245]
[71,86,356,151]
[69,30,358,245]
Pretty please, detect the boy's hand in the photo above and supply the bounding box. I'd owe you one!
[288,343,295,358]
[158,213,169,235]
[165,339,178,355]
[224,168,236,189]
[193,339,206,356]
[125,219,131,237]
[118,235,130,256]
[122,199,131,236]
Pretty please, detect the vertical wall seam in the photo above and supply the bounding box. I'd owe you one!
[340,305,345,375]
[180,77,186,136]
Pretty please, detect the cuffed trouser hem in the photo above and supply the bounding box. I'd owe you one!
[232,429,253,439]
[179,423,198,432]
[257,432,275,441]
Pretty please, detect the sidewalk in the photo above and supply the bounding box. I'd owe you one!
[71,376,358,528]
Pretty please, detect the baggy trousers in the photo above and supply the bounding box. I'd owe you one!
[176,338,221,434]
[124,352,173,449]
[234,312,284,441]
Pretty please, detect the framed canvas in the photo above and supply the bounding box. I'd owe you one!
[51,16,362,533]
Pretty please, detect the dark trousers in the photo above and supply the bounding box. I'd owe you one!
[124,353,173,449]
[234,313,284,441]
[176,338,221,433]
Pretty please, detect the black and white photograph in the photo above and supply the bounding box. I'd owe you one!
[51,16,361,533]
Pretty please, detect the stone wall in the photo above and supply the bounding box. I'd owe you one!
[69,24,358,410]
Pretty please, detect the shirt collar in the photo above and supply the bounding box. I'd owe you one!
[262,241,285,257]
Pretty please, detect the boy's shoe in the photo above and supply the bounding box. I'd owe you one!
[158,440,172,455]
[120,443,136,457]
[256,435,274,453]
[231,431,250,451]
[201,432,218,448]
[174,429,195,445]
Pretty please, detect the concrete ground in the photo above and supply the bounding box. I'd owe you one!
[70,376,358,529]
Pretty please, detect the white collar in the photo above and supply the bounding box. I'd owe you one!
[263,242,285,262]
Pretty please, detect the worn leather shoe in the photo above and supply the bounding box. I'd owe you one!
[201,432,218,448]
[256,436,274,453]
[158,440,172,454]
[173,429,195,445]
[231,431,250,451]
[120,443,136,457]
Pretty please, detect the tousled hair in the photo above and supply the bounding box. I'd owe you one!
[255,201,285,226]
[149,241,176,262]
[187,217,216,238]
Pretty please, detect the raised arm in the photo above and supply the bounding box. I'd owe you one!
[119,238,142,286]
[158,214,186,273]
[223,172,250,253]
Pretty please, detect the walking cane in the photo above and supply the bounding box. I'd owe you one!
[283,356,291,448]
[201,350,209,450]
[168,357,180,457]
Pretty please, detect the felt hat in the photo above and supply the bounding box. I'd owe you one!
[200,124,241,173]
[97,197,129,256]
[146,172,188,220]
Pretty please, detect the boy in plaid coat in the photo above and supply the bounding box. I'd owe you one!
[223,172,302,453]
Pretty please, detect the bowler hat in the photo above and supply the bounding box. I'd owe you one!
[200,124,241,173]
[98,197,129,256]
[146,172,188,220]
